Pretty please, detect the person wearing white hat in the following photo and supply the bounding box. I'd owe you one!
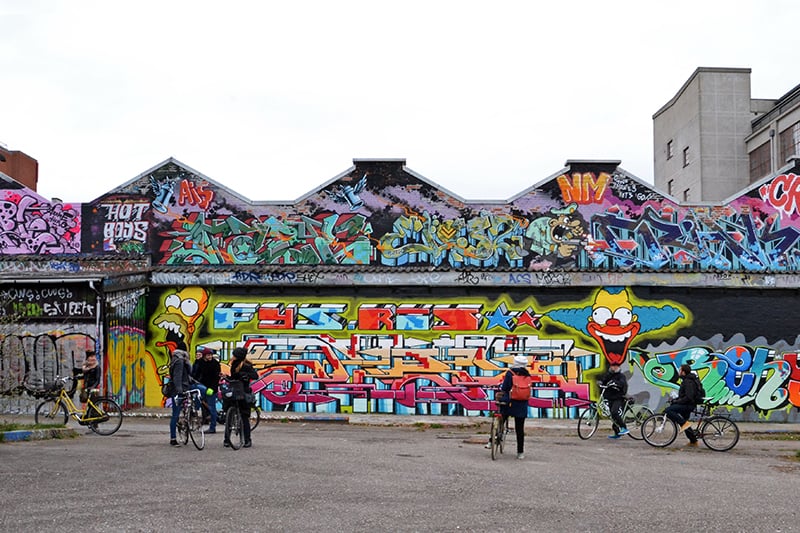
[485,354,532,459]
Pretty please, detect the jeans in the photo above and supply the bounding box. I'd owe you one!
[665,403,697,442]
[169,384,210,439]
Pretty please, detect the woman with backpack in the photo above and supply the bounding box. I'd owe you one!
[490,355,532,459]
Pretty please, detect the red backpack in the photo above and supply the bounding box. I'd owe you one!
[510,372,532,401]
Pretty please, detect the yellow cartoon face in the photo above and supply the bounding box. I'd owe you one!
[152,287,209,352]
[586,288,640,366]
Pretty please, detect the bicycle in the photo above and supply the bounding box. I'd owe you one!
[641,401,740,451]
[216,376,260,431]
[34,376,123,436]
[175,389,205,450]
[577,384,653,440]
[488,390,512,460]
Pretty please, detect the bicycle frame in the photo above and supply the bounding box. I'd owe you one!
[47,380,106,424]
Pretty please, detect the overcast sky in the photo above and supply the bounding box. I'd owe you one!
[2,0,799,203]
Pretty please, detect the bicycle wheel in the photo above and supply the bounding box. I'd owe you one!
[188,407,205,450]
[250,406,261,431]
[35,399,68,425]
[577,406,599,440]
[225,407,243,450]
[700,416,739,452]
[641,414,678,447]
[623,404,654,440]
[178,407,190,445]
[489,415,504,460]
[87,398,123,436]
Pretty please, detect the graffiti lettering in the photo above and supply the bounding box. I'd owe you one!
[557,172,609,205]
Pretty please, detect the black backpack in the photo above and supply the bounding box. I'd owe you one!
[690,374,706,403]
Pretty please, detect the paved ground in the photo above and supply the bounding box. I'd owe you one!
[1,413,799,532]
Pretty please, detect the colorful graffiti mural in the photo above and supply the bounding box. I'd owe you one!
[141,286,800,417]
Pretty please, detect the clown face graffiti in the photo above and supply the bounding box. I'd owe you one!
[587,288,641,366]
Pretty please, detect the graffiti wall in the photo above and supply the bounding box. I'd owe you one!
[142,285,800,420]
[72,158,800,274]
[4,156,800,419]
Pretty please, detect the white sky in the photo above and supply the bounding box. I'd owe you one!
[2,0,799,203]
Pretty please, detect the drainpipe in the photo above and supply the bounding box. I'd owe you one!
[88,281,104,392]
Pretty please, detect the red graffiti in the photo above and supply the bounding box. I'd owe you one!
[784,352,800,408]
[178,179,215,210]
[758,173,800,215]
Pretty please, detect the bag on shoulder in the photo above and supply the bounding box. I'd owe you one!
[161,378,176,398]
[510,373,532,401]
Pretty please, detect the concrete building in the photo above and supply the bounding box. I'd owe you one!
[653,67,800,202]
[0,144,38,191]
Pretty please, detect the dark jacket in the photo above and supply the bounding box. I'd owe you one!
[82,365,101,390]
[169,349,193,394]
[193,357,221,392]
[230,359,258,385]
[501,367,531,419]
[675,373,702,406]
[598,369,627,400]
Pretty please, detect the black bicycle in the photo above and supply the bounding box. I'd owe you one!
[641,401,740,451]
[175,389,205,450]
[577,384,652,440]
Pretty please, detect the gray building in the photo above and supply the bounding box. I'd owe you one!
[653,67,800,202]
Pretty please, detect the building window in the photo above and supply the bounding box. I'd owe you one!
[682,147,689,167]
[683,188,690,202]
[667,140,674,159]
[749,141,771,181]
[668,179,673,195]
[779,121,800,165]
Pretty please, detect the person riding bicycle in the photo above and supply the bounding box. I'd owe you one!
[665,364,702,446]
[168,341,214,447]
[224,347,258,449]
[192,347,220,434]
[598,362,629,439]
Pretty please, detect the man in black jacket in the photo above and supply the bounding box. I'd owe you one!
[193,347,221,434]
[665,364,702,446]
[599,362,629,439]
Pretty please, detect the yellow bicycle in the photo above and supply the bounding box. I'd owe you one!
[34,376,123,435]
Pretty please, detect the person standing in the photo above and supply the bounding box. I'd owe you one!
[599,362,630,439]
[192,347,221,434]
[665,364,703,446]
[501,355,532,460]
[224,347,258,449]
[168,341,213,446]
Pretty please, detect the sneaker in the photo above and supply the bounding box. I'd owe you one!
[243,441,252,448]
[169,439,179,447]
[608,434,621,439]
[680,421,693,432]
[686,441,699,447]
[223,441,231,448]
[516,453,524,460]
[206,429,216,434]
[484,442,492,449]
[617,428,630,436]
